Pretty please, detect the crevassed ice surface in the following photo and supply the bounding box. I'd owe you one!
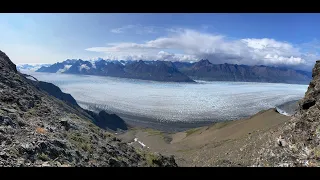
[26,71,308,123]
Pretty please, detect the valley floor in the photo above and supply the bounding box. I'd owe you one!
[117,108,290,166]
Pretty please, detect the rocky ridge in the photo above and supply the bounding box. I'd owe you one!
[0,50,177,167]
[22,76,128,132]
[256,60,320,167]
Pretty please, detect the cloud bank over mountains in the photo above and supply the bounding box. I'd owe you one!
[86,27,319,71]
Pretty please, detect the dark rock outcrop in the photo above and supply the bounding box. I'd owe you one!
[35,81,79,107]
[0,50,177,167]
[275,100,300,116]
[84,110,127,131]
[256,60,320,167]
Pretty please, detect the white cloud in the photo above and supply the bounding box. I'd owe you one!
[88,28,320,69]
[86,51,195,62]
[110,24,162,34]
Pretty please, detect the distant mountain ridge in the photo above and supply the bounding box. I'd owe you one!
[36,59,312,84]
[17,64,51,71]
[37,59,194,82]
[175,60,312,84]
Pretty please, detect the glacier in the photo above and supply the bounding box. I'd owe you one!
[24,71,308,128]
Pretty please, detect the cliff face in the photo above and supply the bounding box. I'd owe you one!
[256,61,320,167]
[0,50,177,167]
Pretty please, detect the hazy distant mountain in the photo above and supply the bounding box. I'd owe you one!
[17,63,51,71]
[173,59,312,84]
[37,60,77,73]
[37,59,312,84]
[37,59,194,82]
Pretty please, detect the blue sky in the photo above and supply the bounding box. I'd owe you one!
[1,13,320,71]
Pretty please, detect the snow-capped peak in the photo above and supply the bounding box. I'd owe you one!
[89,57,104,62]
[63,59,78,64]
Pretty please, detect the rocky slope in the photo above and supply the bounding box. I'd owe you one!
[0,50,177,167]
[21,76,128,132]
[255,60,320,167]
[176,60,312,84]
[118,108,292,167]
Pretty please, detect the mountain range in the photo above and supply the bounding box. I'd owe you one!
[175,60,312,84]
[2,48,320,167]
[34,59,312,84]
[0,50,177,167]
[17,63,51,72]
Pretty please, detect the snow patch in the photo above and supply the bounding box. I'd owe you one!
[91,62,96,69]
[131,138,147,148]
[79,64,90,71]
[138,141,146,147]
[275,107,290,116]
[57,65,72,73]
[87,60,97,69]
